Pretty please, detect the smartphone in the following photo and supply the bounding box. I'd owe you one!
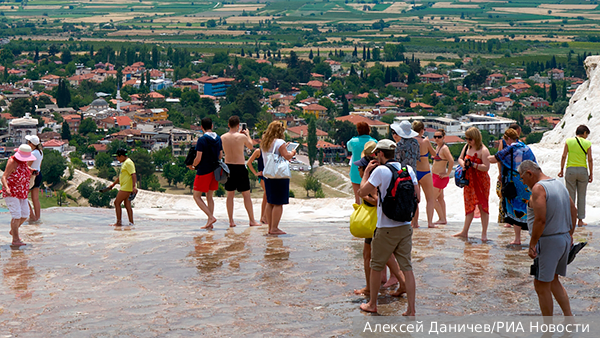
[240,123,247,132]
[286,142,299,152]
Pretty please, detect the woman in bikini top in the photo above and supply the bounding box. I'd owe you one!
[411,121,437,229]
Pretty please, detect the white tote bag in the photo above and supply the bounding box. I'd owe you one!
[263,143,291,179]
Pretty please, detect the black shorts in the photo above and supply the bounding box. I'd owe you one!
[31,172,43,190]
[224,164,251,192]
[364,228,377,245]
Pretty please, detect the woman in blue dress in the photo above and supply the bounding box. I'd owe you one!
[488,128,536,245]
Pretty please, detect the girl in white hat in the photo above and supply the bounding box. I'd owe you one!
[2,144,37,246]
[26,135,43,222]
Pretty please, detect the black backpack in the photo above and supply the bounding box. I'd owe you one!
[379,162,417,222]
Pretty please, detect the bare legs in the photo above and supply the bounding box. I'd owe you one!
[259,180,268,224]
[413,175,437,228]
[511,225,523,245]
[10,217,27,245]
[266,203,285,235]
[193,190,217,229]
[534,275,573,316]
[352,183,361,205]
[360,268,415,316]
[226,190,261,227]
[453,205,489,241]
[355,245,405,295]
[28,187,41,222]
[433,187,447,225]
[112,191,133,226]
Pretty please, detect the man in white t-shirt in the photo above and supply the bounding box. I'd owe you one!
[358,139,419,316]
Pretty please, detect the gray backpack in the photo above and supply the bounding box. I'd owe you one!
[214,160,230,184]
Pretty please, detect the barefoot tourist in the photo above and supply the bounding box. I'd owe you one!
[488,128,536,245]
[431,129,454,225]
[2,144,37,246]
[190,117,222,230]
[25,135,43,222]
[247,146,268,225]
[261,121,296,235]
[221,116,261,227]
[358,139,418,315]
[558,124,593,227]
[497,123,521,228]
[412,121,437,228]
[390,121,420,228]
[453,127,491,242]
[354,148,406,297]
[107,149,137,226]
[519,160,576,316]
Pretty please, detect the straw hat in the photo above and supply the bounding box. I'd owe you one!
[361,140,377,158]
[14,144,37,162]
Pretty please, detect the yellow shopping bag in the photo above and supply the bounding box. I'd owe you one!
[349,203,377,238]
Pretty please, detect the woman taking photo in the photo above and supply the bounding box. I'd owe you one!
[412,121,437,228]
[431,129,454,225]
[453,127,491,242]
[489,128,536,245]
[261,121,296,235]
[347,122,376,204]
[2,144,37,246]
[26,135,43,222]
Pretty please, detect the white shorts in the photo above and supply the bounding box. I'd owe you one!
[4,197,29,219]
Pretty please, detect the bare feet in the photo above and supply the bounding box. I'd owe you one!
[383,275,399,288]
[402,310,415,316]
[11,241,26,246]
[452,232,468,238]
[578,220,587,226]
[411,222,420,229]
[354,287,369,296]
[433,220,447,225]
[260,218,268,225]
[249,220,261,227]
[503,223,513,228]
[360,303,377,313]
[229,222,237,228]
[201,217,217,230]
[428,224,439,228]
[391,288,406,297]
[110,222,123,227]
[268,229,287,235]
[481,237,488,242]
[509,241,521,245]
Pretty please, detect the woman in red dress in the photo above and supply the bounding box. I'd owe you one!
[2,144,37,246]
[453,127,492,242]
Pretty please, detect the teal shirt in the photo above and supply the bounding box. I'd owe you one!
[348,135,376,184]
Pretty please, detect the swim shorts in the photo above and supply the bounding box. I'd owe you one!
[535,233,570,282]
[432,173,449,189]
[194,172,218,193]
[224,164,251,192]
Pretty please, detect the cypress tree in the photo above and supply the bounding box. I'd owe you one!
[367,48,371,60]
[307,118,317,170]
[61,121,71,140]
[241,48,245,57]
[309,49,314,60]
[363,46,366,60]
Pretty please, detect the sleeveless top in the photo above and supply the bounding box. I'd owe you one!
[2,156,31,199]
[257,152,264,172]
[566,137,591,168]
[526,179,572,237]
[394,138,420,169]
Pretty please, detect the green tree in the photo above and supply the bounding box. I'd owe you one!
[78,118,97,134]
[550,82,558,103]
[77,179,96,199]
[8,98,31,118]
[329,120,357,146]
[56,78,71,108]
[41,149,67,186]
[307,118,317,169]
[61,122,71,141]
[128,149,154,182]
[184,169,196,193]
[152,147,174,169]
[95,152,113,169]
[303,174,322,197]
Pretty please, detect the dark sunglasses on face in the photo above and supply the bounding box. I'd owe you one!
[465,137,473,141]
[433,135,443,139]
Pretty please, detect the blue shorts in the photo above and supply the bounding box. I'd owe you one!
[264,178,289,205]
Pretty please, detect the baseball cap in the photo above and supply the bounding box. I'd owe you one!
[25,135,40,146]
[115,148,127,157]
[353,156,371,168]
[374,139,397,151]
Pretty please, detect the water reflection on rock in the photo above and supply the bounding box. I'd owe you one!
[0,208,597,335]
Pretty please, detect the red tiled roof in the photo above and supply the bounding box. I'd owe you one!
[303,103,327,111]
[287,125,327,137]
[335,115,389,126]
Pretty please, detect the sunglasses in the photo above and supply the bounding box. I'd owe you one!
[465,137,473,141]
[433,135,443,139]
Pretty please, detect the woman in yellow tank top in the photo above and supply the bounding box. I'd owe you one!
[558,124,593,226]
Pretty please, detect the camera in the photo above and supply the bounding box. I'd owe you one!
[240,123,247,132]
[530,258,539,278]
[457,178,469,188]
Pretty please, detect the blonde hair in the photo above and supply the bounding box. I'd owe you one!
[262,121,285,151]
[465,127,483,150]
[503,128,519,141]
[412,120,424,133]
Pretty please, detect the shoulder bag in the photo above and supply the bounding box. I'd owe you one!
[349,203,377,238]
[501,147,518,200]
[262,142,291,179]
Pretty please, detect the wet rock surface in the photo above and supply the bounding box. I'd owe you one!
[0,208,597,336]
